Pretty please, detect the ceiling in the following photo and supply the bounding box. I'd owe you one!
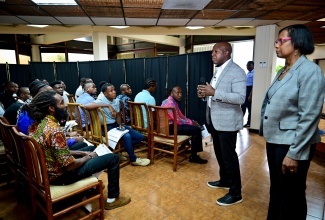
[0,0,325,46]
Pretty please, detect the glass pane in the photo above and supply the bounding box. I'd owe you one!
[68,53,94,62]
[0,49,16,64]
[19,54,30,64]
[41,53,66,62]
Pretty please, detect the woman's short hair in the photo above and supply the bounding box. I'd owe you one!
[279,24,314,55]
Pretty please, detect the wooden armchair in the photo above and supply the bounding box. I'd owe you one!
[148,105,191,172]
[67,94,76,103]
[12,127,104,220]
[79,106,129,167]
[127,101,151,158]
[119,100,127,125]
[66,103,89,137]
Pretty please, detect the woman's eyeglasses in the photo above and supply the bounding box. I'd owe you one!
[274,37,291,46]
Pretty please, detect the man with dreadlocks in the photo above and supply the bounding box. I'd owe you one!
[134,78,157,128]
[25,90,131,210]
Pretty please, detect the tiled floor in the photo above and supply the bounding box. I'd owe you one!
[0,128,324,220]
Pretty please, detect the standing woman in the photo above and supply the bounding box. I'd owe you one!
[260,24,324,219]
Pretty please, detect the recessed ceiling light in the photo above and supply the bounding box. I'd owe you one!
[31,0,77,5]
[186,26,205,30]
[321,26,325,28]
[27,24,49,28]
[317,18,325,21]
[110,26,130,29]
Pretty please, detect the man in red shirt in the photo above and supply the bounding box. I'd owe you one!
[161,85,208,164]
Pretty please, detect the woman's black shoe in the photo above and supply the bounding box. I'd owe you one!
[189,155,208,164]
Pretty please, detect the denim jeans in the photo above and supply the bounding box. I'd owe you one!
[106,123,144,162]
[51,153,120,198]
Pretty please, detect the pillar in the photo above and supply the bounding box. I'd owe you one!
[31,45,41,62]
[92,32,108,61]
[250,25,279,130]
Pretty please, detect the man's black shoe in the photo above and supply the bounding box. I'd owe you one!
[189,155,208,164]
[243,124,250,127]
[216,194,243,206]
[207,181,230,189]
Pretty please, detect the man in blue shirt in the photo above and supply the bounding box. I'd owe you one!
[134,78,157,128]
[241,61,254,127]
[116,84,132,124]
[76,82,97,128]
[88,83,150,166]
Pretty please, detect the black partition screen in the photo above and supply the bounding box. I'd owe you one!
[145,57,167,106]
[56,62,79,94]
[187,51,213,125]
[78,61,92,79]
[125,58,145,100]
[90,60,109,90]
[9,64,30,88]
[29,62,55,83]
[167,54,187,111]
[0,64,8,92]
[110,60,125,92]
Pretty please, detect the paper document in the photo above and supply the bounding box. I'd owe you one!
[107,128,129,149]
[94,143,112,156]
[63,120,78,132]
[201,124,210,139]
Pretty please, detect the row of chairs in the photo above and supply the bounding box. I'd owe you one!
[0,116,104,219]
[67,100,192,172]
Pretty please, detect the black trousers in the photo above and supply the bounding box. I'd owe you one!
[266,142,316,220]
[206,113,241,196]
[169,124,203,156]
[241,86,252,124]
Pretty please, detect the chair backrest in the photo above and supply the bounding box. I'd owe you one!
[12,127,50,196]
[0,117,25,166]
[128,101,150,133]
[119,100,126,125]
[67,94,76,103]
[148,105,178,142]
[80,106,108,146]
[66,103,87,135]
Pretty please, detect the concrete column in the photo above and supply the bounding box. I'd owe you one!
[92,32,108,61]
[250,25,279,130]
[31,45,41,62]
[179,35,186,54]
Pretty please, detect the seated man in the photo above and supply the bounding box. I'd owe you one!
[116,84,132,124]
[0,81,19,110]
[50,81,64,98]
[134,78,157,128]
[4,87,30,125]
[86,83,150,166]
[161,85,208,164]
[76,82,97,128]
[25,90,130,210]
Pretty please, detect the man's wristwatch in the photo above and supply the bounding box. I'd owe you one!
[88,154,93,159]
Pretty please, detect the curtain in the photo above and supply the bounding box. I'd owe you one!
[167,54,187,111]
[125,58,145,100]
[187,51,213,125]
[78,61,92,79]
[8,64,30,87]
[56,62,79,94]
[29,62,55,83]
[144,57,167,106]
[89,60,109,91]
[110,59,125,93]
[0,64,8,92]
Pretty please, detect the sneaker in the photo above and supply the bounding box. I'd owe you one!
[207,181,230,189]
[131,158,150,166]
[216,194,243,206]
[189,155,208,164]
[104,196,131,210]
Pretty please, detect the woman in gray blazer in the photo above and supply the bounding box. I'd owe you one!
[260,24,324,220]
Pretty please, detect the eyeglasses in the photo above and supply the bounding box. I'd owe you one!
[274,37,291,46]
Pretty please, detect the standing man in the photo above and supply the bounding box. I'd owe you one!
[198,42,246,206]
[162,85,208,164]
[116,84,132,124]
[134,78,157,128]
[241,61,254,127]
